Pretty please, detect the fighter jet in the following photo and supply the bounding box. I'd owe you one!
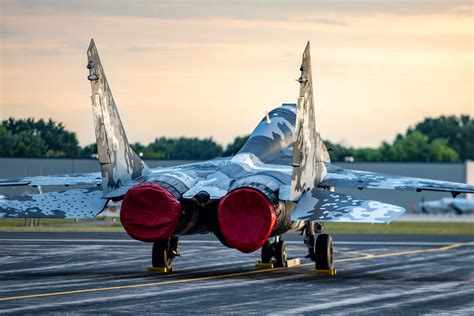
[1,40,473,272]
[419,198,474,215]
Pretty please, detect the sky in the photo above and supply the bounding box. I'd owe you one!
[0,0,472,148]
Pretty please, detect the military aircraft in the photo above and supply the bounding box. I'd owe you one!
[1,40,473,272]
[419,198,474,215]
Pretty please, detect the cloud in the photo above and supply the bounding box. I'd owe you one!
[2,0,471,20]
[309,18,348,27]
[1,1,472,147]
[0,23,22,37]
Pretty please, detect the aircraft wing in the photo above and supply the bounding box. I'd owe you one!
[291,187,405,223]
[0,172,102,187]
[321,163,474,196]
[0,161,220,218]
[0,187,107,218]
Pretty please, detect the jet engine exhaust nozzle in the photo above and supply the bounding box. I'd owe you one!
[217,188,277,253]
[120,183,182,242]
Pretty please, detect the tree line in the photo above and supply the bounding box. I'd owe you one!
[325,115,472,162]
[1,115,472,162]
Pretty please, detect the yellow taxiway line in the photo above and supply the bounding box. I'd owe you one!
[0,243,462,302]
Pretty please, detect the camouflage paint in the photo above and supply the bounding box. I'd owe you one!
[87,39,150,195]
[291,187,405,223]
[0,187,106,219]
[0,173,101,187]
[321,163,474,194]
[290,42,329,201]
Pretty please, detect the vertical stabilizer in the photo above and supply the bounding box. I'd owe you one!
[87,39,150,195]
[290,42,329,201]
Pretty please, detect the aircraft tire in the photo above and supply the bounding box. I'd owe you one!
[315,234,334,270]
[152,240,173,271]
[261,240,273,263]
[275,240,288,267]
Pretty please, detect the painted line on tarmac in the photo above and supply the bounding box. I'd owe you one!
[0,238,470,247]
[0,243,463,302]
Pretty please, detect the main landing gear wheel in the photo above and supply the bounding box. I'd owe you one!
[315,233,334,270]
[261,240,273,264]
[275,240,288,268]
[152,236,179,271]
[260,237,288,267]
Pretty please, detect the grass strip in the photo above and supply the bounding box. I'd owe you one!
[0,219,472,235]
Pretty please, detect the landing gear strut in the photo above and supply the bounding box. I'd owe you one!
[304,221,334,270]
[261,236,288,267]
[152,236,180,271]
[304,220,316,259]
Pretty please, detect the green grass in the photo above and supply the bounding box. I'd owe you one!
[0,218,472,235]
[324,221,473,235]
[0,225,125,232]
[0,218,89,226]
[0,218,124,232]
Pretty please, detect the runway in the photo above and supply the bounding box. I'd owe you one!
[0,232,472,314]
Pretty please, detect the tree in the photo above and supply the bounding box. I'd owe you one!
[0,125,15,157]
[12,131,47,157]
[373,131,460,162]
[171,137,223,160]
[428,138,459,162]
[412,115,473,160]
[352,148,383,162]
[146,137,176,159]
[3,114,470,161]
[2,118,81,157]
[323,140,353,162]
[224,135,249,156]
[81,143,98,158]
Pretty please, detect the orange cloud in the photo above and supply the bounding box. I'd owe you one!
[1,5,472,147]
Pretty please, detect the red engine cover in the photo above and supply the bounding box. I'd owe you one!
[217,188,277,253]
[120,183,182,242]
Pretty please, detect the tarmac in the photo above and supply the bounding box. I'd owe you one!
[0,232,473,315]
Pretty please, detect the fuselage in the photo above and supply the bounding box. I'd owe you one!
[120,103,313,252]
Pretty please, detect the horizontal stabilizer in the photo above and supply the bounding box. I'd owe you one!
[291,188,405,223]
[0,172,101,187]
[0,187,107,219]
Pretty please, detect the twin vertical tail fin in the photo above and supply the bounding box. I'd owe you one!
[87,39,150,195]
[290,42,329,201]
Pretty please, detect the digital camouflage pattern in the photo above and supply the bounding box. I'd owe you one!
[87,39,150,195]
[291,187,405,223]
[0,173,101,187]
[1,40,473,221]
[290,42,329,201]
[0,187,106,218]
[321,163,474,195]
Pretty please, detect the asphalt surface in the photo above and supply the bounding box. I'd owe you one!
[0,232,473,315]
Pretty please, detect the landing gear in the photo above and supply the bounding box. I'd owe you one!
[303,221,335,270]
[304,220,316,260]
[152,236,179,271]
[304,220,324,260]
[275,240,288,268]
[261,240,273,263]
[315,233,334,270]
[261,236,288,267]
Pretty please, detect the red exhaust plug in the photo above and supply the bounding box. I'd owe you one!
[218,188,277,253]
[120,183,181,242]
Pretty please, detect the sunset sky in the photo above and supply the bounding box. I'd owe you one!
[1,1,472,148]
